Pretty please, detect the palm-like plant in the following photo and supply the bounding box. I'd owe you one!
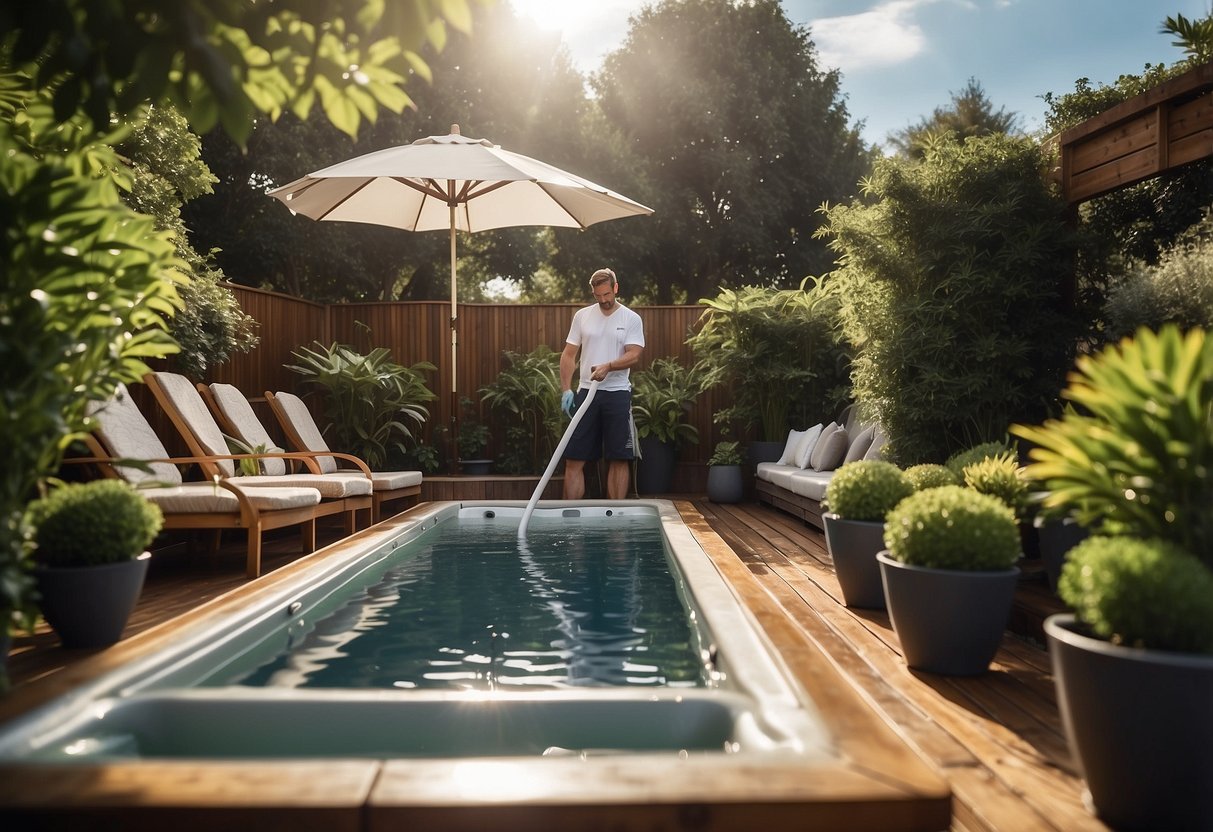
[1013,325,1213,563]
[479,346,563,474]
[631,357,704,446]
[287,341,436,470]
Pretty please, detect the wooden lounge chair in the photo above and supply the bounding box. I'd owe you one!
[144,371,373,533]
[265,390,422,522]
[81,384,324,578]
[199,380,415,524]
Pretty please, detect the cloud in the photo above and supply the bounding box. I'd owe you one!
[809,0,966,71]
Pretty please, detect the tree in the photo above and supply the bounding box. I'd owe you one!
[1,0,473,657]
[589,0,873,304]
[187,2,597,302]
[819,134,1085,465]
[888,77,1021,159]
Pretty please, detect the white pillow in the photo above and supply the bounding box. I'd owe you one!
[793,423,825,469]
[843,424,876,465]
[777,428,807,466]
[812,426,850,472]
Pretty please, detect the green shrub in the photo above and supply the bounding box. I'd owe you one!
[631,357,703,446]
[708,441,743,466]
[946,441,1012,477]
[287,341,436,471]
[904,464,960,491]
[819,133,1081,465]
[883,485,1021,571]
[1059,537,1213,654]
[480,346,563,475]
[29,481,163,568]
[963,454,1030,521]
[824,460,914,522]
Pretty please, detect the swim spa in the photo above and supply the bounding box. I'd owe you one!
[0,500,949,829]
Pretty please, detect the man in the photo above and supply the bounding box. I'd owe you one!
[559,268,645,499]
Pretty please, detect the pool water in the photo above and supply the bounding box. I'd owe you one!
[227,514,705,691]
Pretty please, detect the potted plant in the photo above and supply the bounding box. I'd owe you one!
[960,451,1039,560]
[822,460,914,609]
[27,479,164,648]
[878,485,1021,675]
[480,346,564,475]
[706,440,744,503]
[902,463,960,491]
[1013,324,1213,830]
[631,357,703,495]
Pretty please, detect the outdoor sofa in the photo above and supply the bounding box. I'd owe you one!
[755,406,886,530]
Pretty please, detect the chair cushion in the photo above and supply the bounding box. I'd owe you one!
[272,391,338,474]
[87,384,182,486]
[208,383,287,476]
[154,372,238,477]
[372,471,423,490]
[143,483,321,513]
[787,469,833,501]
[234,473,372,498]
[755,462,785,482]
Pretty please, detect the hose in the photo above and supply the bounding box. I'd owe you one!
[518,379,599,539]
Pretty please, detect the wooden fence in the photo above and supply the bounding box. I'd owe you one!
[157,284,736,491]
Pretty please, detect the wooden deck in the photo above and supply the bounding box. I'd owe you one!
[2,498,1102,832]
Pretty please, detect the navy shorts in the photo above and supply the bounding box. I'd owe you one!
[564,388,635,461]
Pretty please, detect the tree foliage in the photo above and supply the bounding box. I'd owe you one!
[887,77,1021,159]
[590,0,872,303]
[819,134,1084,465]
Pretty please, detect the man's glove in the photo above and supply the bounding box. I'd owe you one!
[561,389,576,417]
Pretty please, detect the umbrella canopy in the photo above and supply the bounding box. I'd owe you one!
[267,124,653,467]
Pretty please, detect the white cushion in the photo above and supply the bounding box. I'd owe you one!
[153,372,239,477]
[755,461,785,482]
[787,469,833,501]
[234,472,372,498]
[87,384,182,486]
[768,466,802,490]
[272,391,338,474]
[777,429,808,466]
[141,483,321,513]
[793,423,825,469]
[208,383,287,476]
[372,470,423,490]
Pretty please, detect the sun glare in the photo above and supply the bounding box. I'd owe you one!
[508,0,591,33]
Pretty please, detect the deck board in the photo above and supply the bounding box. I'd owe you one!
[2,496,1103,832]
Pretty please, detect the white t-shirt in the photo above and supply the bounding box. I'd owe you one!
[566,302,645,392]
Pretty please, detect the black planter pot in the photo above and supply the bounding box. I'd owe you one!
[877,551,1018,675]
[459,458,494,475]
[823,514,886,609]
[706,465,744,503]
[1035,518,1089,593]
[746,440,785,467]
[34,553,151,649]
[1046,614,1213,831]
[637,437,676,495]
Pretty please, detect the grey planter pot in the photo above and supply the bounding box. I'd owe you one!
[34,553,151,649]
[877,551,1018,675]
[822,514,886,609]
[746,440,785,467]
[1034,517,1089,593]
[706,465,744,503]
[1046,613,1213,831]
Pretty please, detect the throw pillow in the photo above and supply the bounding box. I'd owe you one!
[843,424,875,465]
[793,423,825,468]
[812,426,850,471]
[802,422,836,469]
[777,428,807,466]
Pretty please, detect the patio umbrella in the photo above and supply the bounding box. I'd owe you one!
[267,124,653,462]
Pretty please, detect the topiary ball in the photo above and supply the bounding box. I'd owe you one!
[883,485,1021,571]
[904,463,961,491]
[825,460,914,522]
[1058,536,1213,654]
[29,480,164,568]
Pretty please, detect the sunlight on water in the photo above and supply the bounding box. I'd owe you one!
[231,515,705,690]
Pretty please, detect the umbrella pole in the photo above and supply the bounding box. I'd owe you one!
[449,206,460,474]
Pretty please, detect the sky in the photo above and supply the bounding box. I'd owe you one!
[507,0,1211,147]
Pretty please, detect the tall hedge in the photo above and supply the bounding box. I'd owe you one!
[818,134,1082,464]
